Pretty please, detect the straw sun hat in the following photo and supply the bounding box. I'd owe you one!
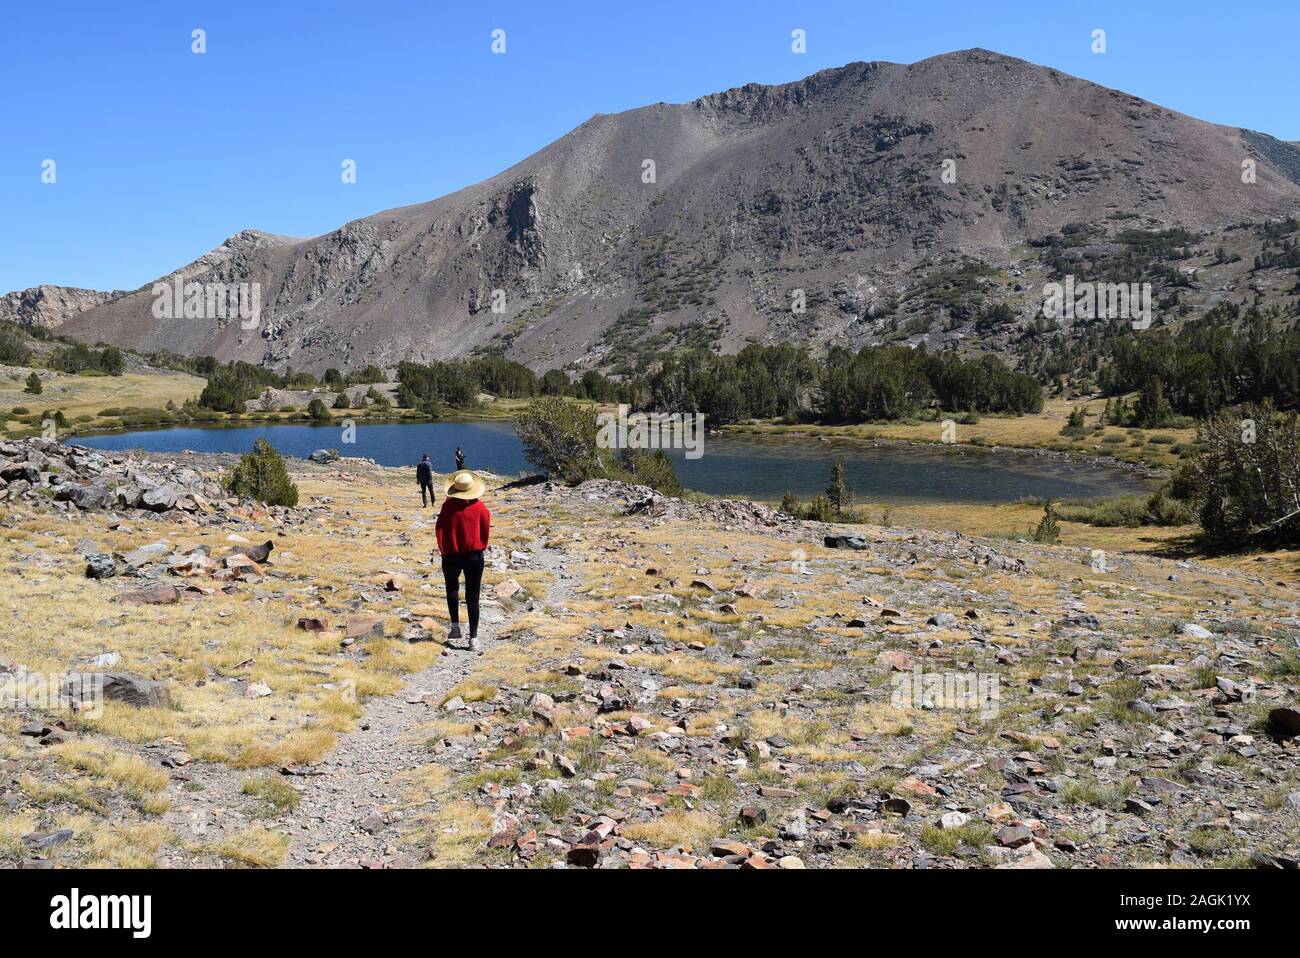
[445,470,486,500]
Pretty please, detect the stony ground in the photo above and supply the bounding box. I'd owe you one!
[2,440,1299,869]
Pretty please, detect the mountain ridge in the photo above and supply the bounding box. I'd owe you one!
[11,48,1300,373]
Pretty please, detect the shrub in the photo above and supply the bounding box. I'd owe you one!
[0,325,33,365]
[515,397,604,484]
[24,372,42,395]
[1061,406,1087,436]
[47,342,123,376]
[1185,401,1300,547]
[222,439,300,506]
[307,397,330,421]
[1145,486,1197,526]
[346,364,388,385]
[514,397,680,494]
[1032,502,1061,543]
[800,494,836,522]
[615,448,681,495]
[1055,496,1148,528]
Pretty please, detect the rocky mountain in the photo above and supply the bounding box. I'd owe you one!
[31,49,1300,373]
[0,284,124,331]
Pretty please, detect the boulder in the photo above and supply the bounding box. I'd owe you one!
[140,485,178,512]
[1268,707,1300,738]
[63,672,171,710]
[824,533,870,550]
[69,483,110,510]
[345,615,384,640]
[84,553,117,579]
[0,463,40,484]
[231,540,274,564]
[116,584,179,605]
[120,541,172,571]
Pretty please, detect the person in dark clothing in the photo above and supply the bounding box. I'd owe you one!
[454,447,465,470]
[435,470,490,651]
[416,453,435,508]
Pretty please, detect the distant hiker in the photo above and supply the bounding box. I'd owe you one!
[435,470,490,651]
[416,453,435,508]
[454,447,465,470]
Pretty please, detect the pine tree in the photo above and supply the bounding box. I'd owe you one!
[1032,501,1061,544]
[1134,378,1172,428]
[24,371,42,395]
[1062,405,1087,435]
[826,460,854,518]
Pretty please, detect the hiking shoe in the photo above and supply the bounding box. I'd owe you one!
[447,624,462,642]
[469,636,482,653]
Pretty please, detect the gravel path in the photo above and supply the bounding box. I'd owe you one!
[156,529,570,869]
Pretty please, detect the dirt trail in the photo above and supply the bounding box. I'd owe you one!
[157,525,573,868]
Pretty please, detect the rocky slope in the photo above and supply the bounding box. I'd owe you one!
[0,285,123,331]
[26,48,1300,375]
[2,440,1297,869]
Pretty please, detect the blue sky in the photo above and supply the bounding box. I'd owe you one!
[2,0,1296,294]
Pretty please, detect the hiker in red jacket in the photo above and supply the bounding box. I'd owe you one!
[435,470,490,651]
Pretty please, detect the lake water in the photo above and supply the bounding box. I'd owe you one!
[69,420,1153,504]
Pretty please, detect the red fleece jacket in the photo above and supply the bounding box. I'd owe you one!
[436,498,491,555]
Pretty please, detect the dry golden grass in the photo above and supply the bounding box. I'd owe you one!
[210,825,289,867]
[46,740,170,814]
[231,727,337,769]
[0,812,39,861]
[79,818,175,868]
[421,800,495,866]
[0,368,206,427]
[0,478,466,771]
[727,394,1194,469]
[623,810,720,853]
[20,775,106,814]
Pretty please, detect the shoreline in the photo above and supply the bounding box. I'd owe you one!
[719,427,1169,482]
[60,427,1158,511]
[57,407,508,440]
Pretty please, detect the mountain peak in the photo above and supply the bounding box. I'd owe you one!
[41,49,1300,372]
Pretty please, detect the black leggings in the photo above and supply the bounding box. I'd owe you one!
[442,550,484,637]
